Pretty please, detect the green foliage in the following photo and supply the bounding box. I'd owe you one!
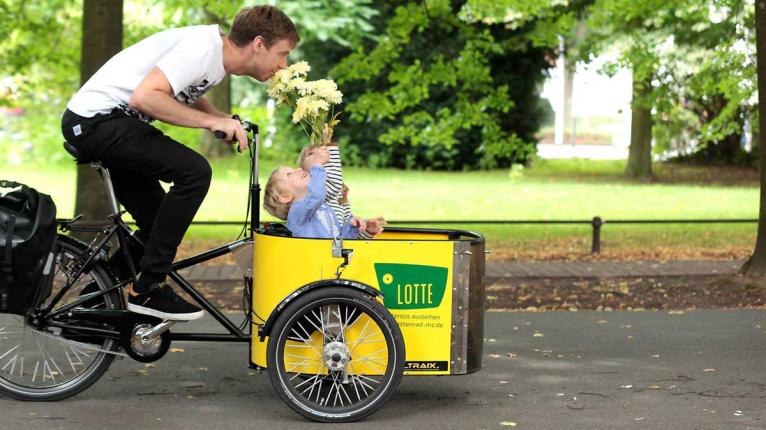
[580,0,757,164]
[329,1,568,170]
[0,0,81,106]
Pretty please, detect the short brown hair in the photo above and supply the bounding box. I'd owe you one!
[230,5,300,48]
[263,167,290,220]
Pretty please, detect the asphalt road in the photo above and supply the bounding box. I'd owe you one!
[1,310,764,430]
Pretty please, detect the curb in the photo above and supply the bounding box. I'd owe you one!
[178,260,746,282]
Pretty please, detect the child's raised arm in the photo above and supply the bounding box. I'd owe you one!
[324,146,343,203]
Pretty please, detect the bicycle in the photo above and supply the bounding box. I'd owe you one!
[0,120,486,422]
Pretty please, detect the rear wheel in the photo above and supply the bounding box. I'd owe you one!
[0,236,121,401]
[267,287,405,422]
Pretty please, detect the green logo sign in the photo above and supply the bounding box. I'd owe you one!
[374,263,448,309]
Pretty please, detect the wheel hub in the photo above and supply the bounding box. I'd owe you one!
[323,341,350,371]
[130,324,163,356]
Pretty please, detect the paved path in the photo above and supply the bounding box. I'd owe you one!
[180,260,745,282]
[2,310,764,429]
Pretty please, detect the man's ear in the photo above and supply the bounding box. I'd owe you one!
[252,35,265,52]
[277,193,293,204]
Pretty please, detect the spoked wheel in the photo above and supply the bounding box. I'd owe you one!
[267,287,405,423]
[0,236,121,401]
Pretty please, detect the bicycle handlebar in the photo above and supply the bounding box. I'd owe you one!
[213,118,258,153]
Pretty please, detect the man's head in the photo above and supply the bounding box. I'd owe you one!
[263,165,310,220]
[229,5,300,81]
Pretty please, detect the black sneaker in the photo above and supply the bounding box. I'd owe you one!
[127,284,204,321]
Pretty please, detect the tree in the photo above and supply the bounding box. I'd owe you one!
[74,0,123,227]
[742,0,766,277]
[578,0,674,180]
[198,10,232,158]
[331,1,574,170]
[581,0,757,176]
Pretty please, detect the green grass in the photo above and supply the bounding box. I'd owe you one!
[2,159,759,257]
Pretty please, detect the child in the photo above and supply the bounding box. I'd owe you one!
[297,128,385,238]
[263,147,366,239]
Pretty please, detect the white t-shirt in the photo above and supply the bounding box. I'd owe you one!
[67,25,226,121]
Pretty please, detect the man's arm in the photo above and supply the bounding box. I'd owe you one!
[129,67,247,150]
[191,97,230,118]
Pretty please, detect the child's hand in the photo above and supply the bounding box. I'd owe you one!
[304,146,329,167]
[349,216,367,233]
[365,216,387,236]
[322,124,334,146]
[339,183,349,205]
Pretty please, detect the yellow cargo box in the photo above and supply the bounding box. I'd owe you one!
[250,227,486,376]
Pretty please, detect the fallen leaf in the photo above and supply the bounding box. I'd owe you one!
[144,364,156,368]
[703,368,715,372]
[500,422,517,427]
[620,385,633,389]
[532,332,544,338]
[198,367,208,372]
[651,354,660,358]
[596,320,608,324]
[170,347,185,353]
[489,354,501,358]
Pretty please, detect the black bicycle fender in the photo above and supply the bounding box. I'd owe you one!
[257,279,383,341]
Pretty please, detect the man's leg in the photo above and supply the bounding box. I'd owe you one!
[108,173,165,275]
[97,117,211,319]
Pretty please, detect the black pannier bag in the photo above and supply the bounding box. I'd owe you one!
[0,180,57,315]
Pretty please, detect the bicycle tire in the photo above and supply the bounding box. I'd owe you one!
[0,235,121,401]
[267,287,405,422]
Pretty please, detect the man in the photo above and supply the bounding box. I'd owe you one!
[60,6,299,320]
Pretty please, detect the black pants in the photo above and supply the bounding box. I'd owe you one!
[61,109,211,278]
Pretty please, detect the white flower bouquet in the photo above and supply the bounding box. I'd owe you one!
[267,61,343,145]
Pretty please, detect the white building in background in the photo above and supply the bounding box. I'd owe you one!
[538,49,633,160]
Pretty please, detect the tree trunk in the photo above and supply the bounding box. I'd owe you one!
[625,72,654,179]
[563,56,574,145]
[742,0,766,276]
[199,75,232,158]
[73,0,123,231]
[199,10,232,159]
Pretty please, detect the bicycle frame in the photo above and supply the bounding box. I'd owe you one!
[42,122,262,346]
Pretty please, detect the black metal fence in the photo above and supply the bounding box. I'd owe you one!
[178,217,759,254]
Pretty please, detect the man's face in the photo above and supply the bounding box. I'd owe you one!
[249,37,294,81]
[276,166,309,203]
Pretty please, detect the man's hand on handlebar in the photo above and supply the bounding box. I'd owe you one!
[210,117,248,152]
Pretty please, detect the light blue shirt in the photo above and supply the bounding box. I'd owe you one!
[287,166,359,239]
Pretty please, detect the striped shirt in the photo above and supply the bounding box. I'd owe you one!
[323,146,373,239]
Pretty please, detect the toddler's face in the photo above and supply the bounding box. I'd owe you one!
[301,146,329,171]
[275,166,310,201]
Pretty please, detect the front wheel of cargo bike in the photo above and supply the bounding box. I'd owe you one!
[266,287,405,423]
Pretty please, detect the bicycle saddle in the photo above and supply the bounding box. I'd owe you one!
[63,141,96,164]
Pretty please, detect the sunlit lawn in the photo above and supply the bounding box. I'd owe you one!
[3,158,759,258]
